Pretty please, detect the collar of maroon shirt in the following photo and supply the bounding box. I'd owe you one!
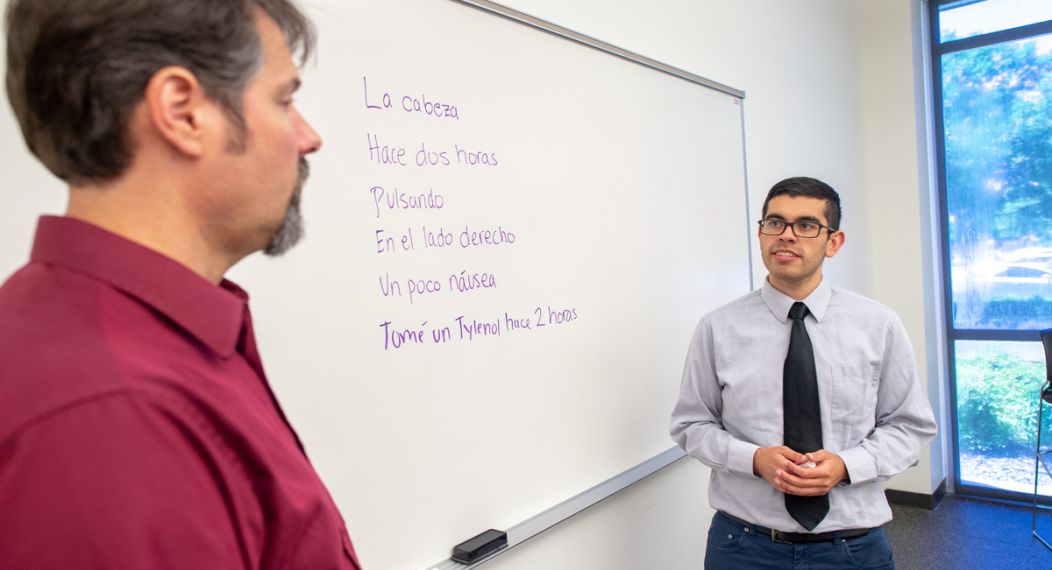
[30,215,302,447]
[30,215,247,359]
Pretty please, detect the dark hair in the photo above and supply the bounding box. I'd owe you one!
[5,0,315,185]
[761,176,842,231]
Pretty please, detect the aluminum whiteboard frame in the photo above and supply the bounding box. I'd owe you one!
[428,2,749,568]
[429,448,686,570]
[456,0,745,100]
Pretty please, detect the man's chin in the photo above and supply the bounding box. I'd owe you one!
[263,190,303,256]
[263,210,303,256]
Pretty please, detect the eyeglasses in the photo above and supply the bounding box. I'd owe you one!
[757,218,836,238]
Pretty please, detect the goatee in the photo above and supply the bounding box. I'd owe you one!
[264,158,309,256]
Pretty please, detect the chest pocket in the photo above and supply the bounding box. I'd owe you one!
[829,365,880,444]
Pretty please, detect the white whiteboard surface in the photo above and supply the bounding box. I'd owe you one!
[234,2,750,567]
[1,1,750,569]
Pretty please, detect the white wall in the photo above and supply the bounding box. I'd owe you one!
[854,0,949,494]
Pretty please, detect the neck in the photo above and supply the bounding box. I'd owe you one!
[66,181,234,284]
[767,274,822,301]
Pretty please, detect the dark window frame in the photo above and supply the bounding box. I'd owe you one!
[930,0,1051,503]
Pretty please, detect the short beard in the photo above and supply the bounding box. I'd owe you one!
[264,157,309,256]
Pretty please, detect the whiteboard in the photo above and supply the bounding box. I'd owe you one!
[1,1,750,569]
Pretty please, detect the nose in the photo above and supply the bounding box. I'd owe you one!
[295,108,323,154]
[777,223,798,241]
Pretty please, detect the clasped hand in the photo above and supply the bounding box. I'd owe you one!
[752,446,846,496]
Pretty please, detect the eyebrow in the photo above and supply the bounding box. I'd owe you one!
[764,214,822,223]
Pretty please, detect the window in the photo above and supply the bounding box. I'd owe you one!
[932,0,1052,500]
[939,0,1052,42]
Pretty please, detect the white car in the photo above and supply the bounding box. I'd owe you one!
[965,261,1052,299]
[998,247,1052,264]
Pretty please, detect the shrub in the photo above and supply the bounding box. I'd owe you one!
[956,351,1050,456]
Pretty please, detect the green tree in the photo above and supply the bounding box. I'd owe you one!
[998,42,1052,241]
[943,38,1052,243]
[942,36,1052,329]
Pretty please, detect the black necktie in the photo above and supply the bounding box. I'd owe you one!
[783,301,828,531]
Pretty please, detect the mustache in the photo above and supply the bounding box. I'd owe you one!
[285,157,310,208]
[297,157,310,189]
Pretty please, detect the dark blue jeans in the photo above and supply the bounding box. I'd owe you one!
[704,511,895,570]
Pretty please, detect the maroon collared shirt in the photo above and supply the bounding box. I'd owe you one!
[0,217,361,570]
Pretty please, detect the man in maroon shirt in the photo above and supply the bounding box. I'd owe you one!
[1,1,361,568]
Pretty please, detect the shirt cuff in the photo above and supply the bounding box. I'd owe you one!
[727,439,761,478]
[837,446,877,485]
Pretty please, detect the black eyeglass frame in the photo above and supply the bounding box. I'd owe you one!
[756,218,839,238]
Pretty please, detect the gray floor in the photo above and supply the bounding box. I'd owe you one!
[887,495,1052,569]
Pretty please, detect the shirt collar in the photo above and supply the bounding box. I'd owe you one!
[761,277,831,324]
[30,216,247,358]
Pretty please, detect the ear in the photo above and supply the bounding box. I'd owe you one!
[142,66,208,157]
[825,230,845,258]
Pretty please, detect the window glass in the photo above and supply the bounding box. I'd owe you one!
[943,33,1052,330]
[940,0,1052,43]
[955,340,1052,496]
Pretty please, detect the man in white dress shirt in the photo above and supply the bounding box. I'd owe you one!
[670,176,936,569]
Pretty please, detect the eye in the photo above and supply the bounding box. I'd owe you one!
[763,219,785,230]
[796,222,818,232]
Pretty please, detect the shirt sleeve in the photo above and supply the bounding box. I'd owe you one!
[837,314,938,485]
[670,318,760,478]
[0,392,257,570]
